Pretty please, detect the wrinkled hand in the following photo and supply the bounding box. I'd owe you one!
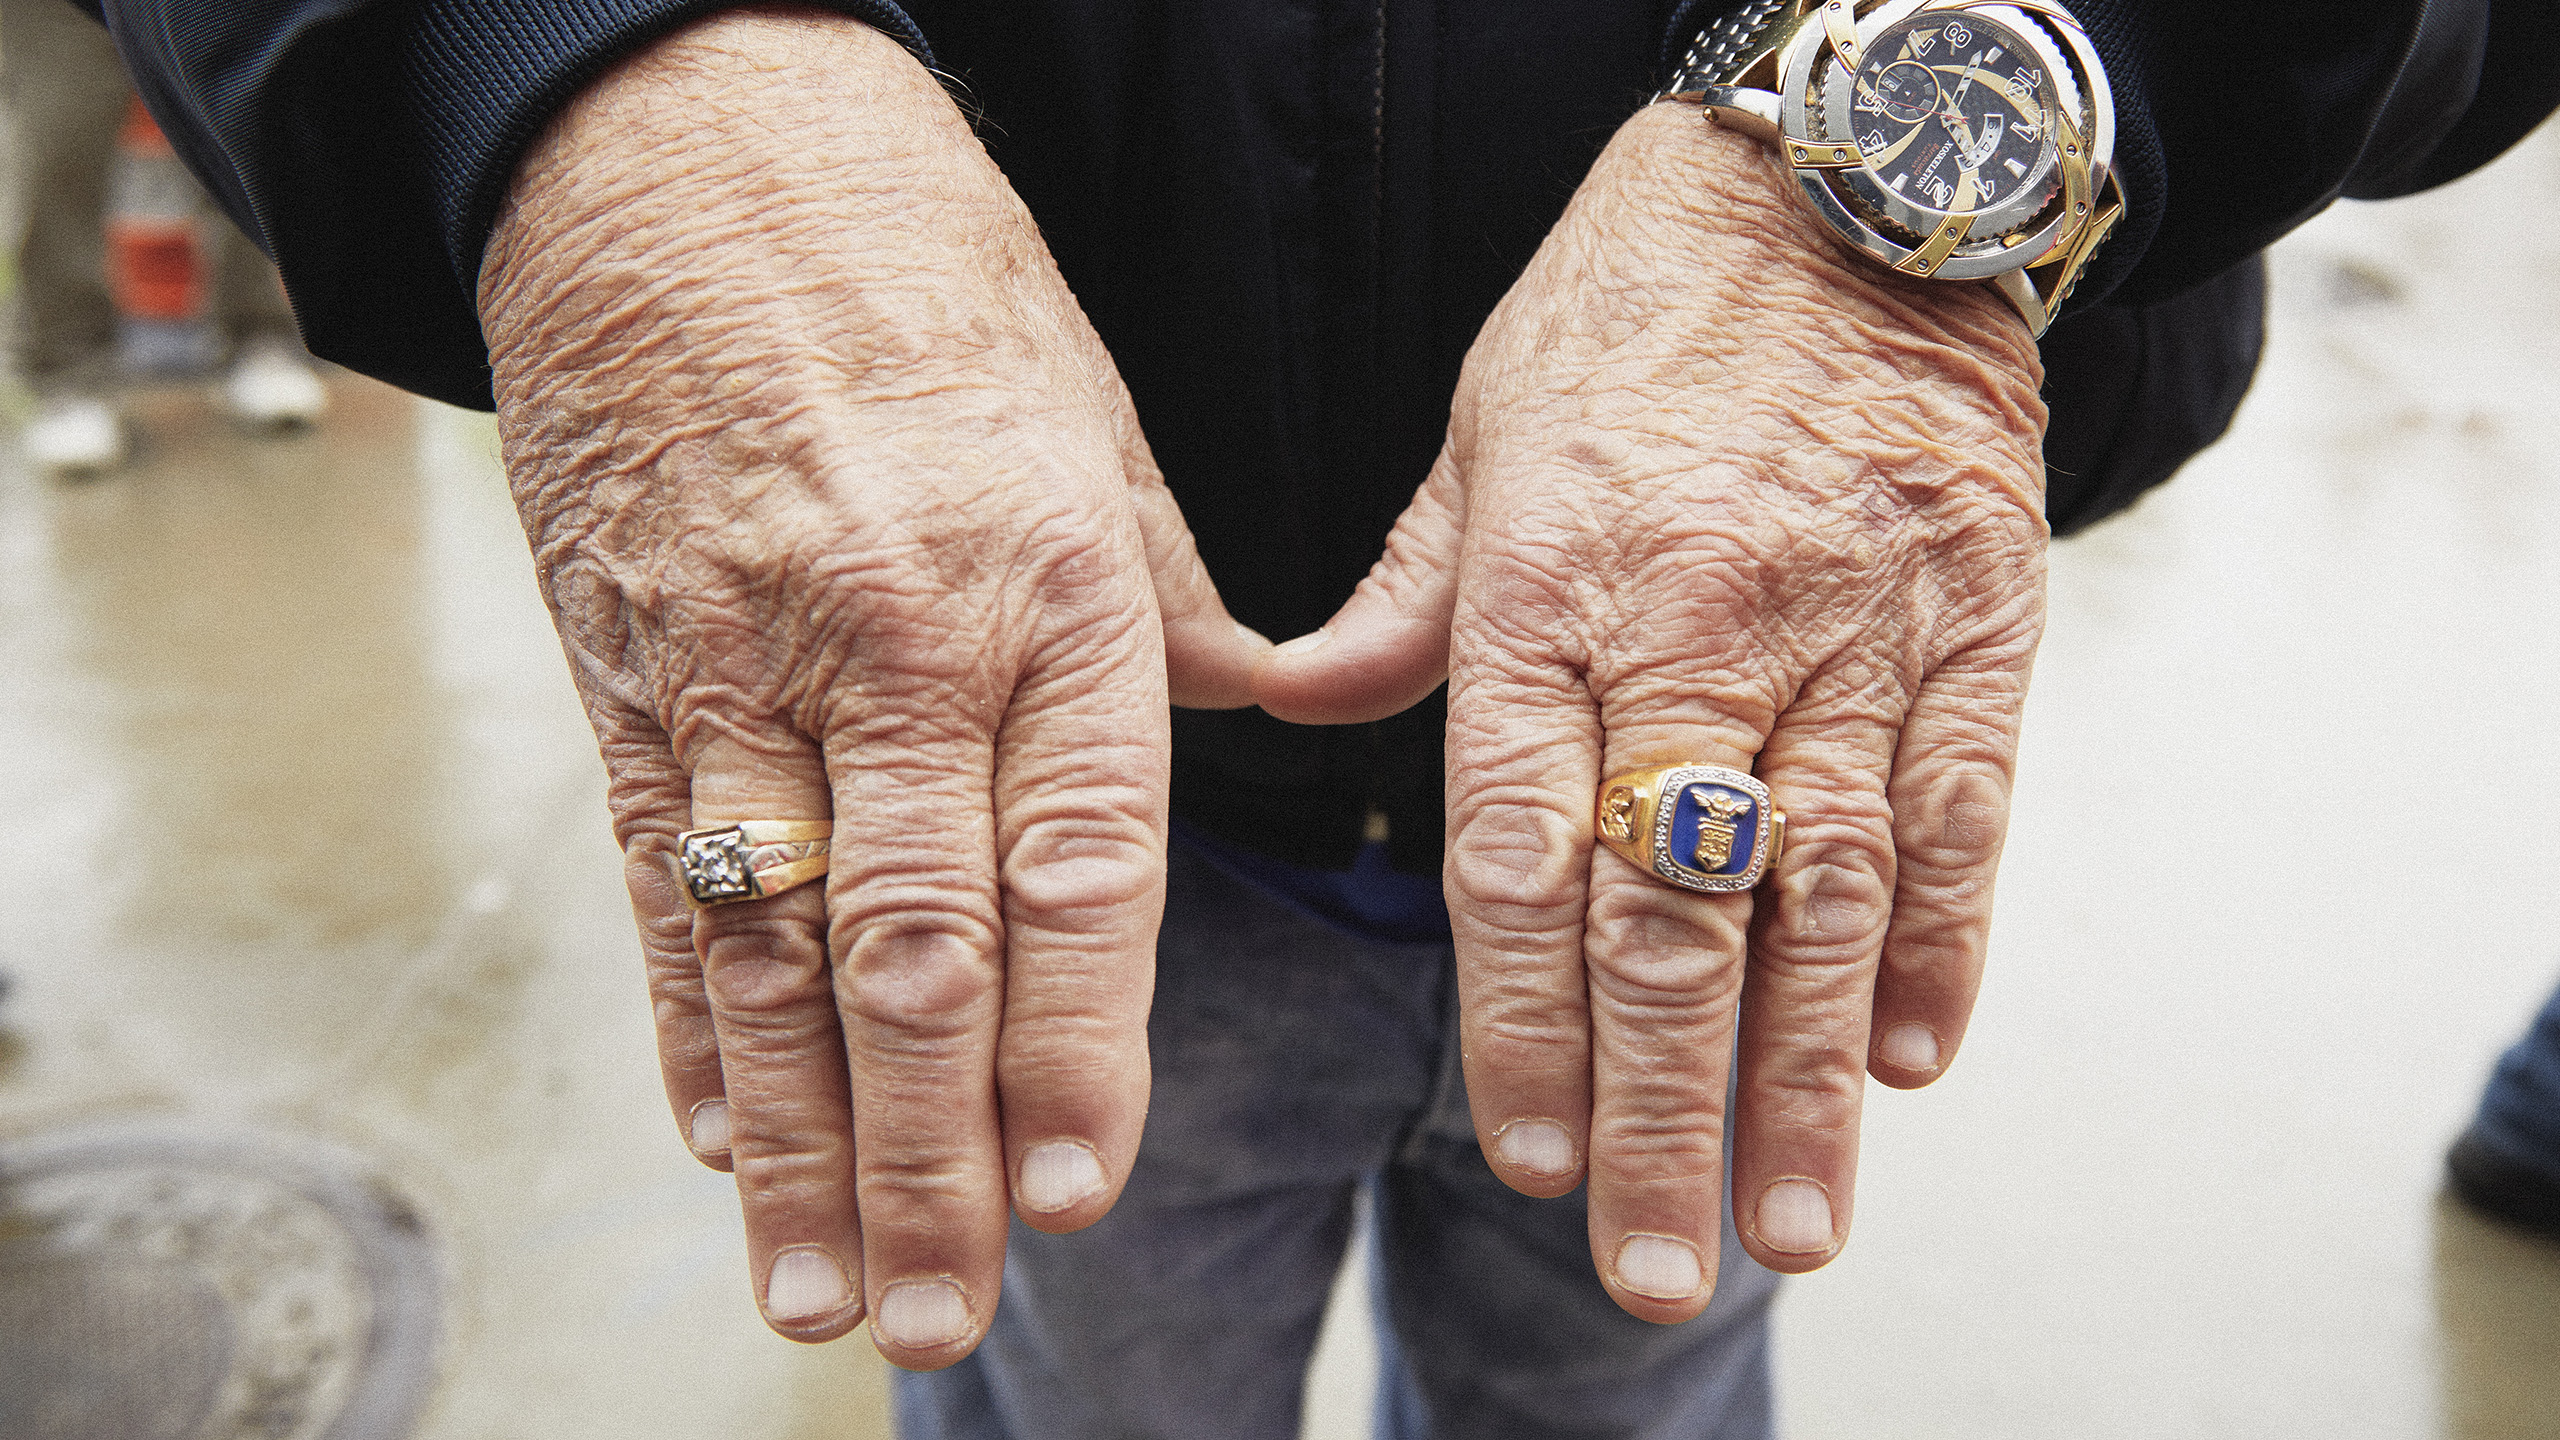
[479,9,1262,1364]
[1258,105,2047,1320]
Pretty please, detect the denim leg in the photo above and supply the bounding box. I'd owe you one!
[895,838,1453,1439]
[1368,1026,1780,1440]
[2474,974,2560,1171]
[896,833,1780,1438]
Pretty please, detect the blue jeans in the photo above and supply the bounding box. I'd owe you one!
[2474,976,2560,1172]
[894,835,1780,1439]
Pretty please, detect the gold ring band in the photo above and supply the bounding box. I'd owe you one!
[676,819,833,908]
[1595,765,1785,893]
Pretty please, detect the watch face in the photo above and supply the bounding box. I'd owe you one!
[1846,13,2058,220]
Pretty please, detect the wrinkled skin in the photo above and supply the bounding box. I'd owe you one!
[483,5,2047,1359]
[480,10,1264,1366]
[1255,106,2045,1318]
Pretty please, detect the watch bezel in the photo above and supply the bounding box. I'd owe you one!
[1775,0,2115,283]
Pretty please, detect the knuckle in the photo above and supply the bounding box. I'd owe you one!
[651,999,722,1076]
[1596,668,1783,743]
[646,958,712,1019]
[730,1130,855,1202]
[1884,901,1991,972]
[700,923,833,1018]
[1002,816,1160,922]
[601,763,690,845]
[1585,888,1745,1004]
[996,1021,1138,1094]
[855,1150,992,1232]
[1461,977,1593,1081]
[1449,793,1588,916]
[1760,833,1895,967]
[1588,1108,1725,1185]
[841,928,1001,1040]
[640,919,706,984]
[1753,1052,1866,1136]
[1894,767,2009,877]
[1588,955,1740,1020]
[626,849,700,944]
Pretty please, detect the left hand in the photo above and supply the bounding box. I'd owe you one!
[1256,102,2050,1321]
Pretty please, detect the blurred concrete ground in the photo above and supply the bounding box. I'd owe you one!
[0,117,2556,1440]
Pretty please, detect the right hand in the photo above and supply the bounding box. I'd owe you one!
[477,6,1265,1366]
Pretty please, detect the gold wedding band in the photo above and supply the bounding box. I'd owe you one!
[676,819,833,908]
[1595,765,1786,893]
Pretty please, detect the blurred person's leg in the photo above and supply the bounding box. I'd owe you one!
[209,219,323,428]
[2,0,129,471]
[2450,976,2560,1242]
[894,833,1777,1439]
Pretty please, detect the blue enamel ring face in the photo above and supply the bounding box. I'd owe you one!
[1667,781,1762,881]
[1638,765,1777,892]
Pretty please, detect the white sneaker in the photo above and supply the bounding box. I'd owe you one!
[24,395,128,475]
[221,341,327,430]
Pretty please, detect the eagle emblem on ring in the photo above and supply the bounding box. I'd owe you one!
[1692,790,1754,872]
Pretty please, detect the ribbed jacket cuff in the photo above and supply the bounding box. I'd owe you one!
[401,0,932,292]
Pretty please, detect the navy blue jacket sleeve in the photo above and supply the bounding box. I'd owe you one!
[83,0,926,409]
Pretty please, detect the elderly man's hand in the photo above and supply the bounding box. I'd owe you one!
[479,8,1262,1364]
[1257,104,2047,1320]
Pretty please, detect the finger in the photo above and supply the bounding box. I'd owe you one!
[1254,444,1465,724]
[1729,684,1905,1275]
[686,731,866,1343]
[1868,644,2031,1089]
[989,608,1166,1241]
[1579,677,1773,1325]
[588,692,733,1171]
[1443,507,1627,1200]
[1116,407,1271,710]
[821,672,1013,1370]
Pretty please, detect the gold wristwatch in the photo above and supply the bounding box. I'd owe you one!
[1660,0,2122,336]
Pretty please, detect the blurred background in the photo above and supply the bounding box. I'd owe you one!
[0,36,2556,1440]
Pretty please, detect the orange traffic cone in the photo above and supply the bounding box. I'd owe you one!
[105,98,218,374]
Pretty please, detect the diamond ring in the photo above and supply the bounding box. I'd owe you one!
[675,820,833,908]
[1594,765,1785,893]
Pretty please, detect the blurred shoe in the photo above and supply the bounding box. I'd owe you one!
[2447,1128,2560,1244]
[24,395,128,475]
[221,340,327,430]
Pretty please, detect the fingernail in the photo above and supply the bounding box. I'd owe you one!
[1756,1179,1836,1254]
[876,1279,973,1349]
[689,1098,731,1155]
[1876,1023,1940,1073]
[764,1247,851,1321]
[1494,1119,1575,1177]
[1612,1234,1703,1300]
[1271,628,1331,657]
[1018,1140,1107,1213]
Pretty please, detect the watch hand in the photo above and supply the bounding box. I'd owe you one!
[1937,58,1982,148]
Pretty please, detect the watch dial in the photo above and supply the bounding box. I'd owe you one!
[1848,14,2057,219]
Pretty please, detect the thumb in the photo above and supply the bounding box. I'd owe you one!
[1253,443,1466,725]
[1119,431,1271,710]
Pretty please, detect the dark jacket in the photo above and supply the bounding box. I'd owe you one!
[83,0,2560,870]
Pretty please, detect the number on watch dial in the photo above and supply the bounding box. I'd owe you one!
[1848,14,2054,215]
